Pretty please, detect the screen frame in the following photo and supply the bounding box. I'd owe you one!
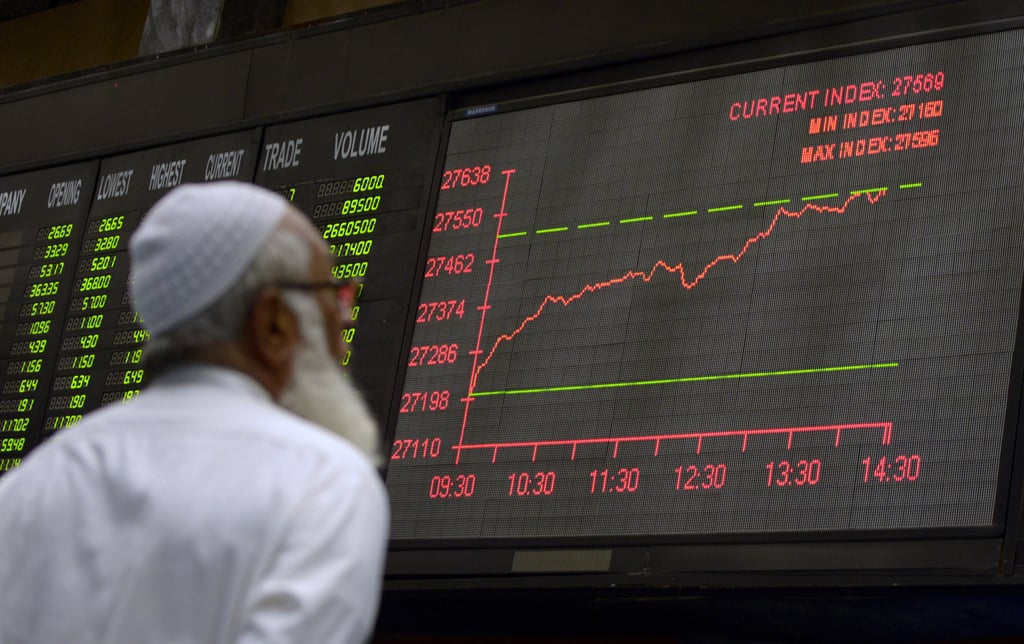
[382,12,1024,587]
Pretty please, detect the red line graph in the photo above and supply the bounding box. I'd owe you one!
[468,189,887,391]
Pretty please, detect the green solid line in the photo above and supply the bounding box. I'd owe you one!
[536,227,568,234]
[708,205,743,213]
[620,216,653,224]
[753,199,791,207]
[664,210,699,218]
[470,362,899,397]
[497,231,528,239]
[578,222,611,229]
[850,187,888,195]
[899,182,923,189]
[802,193,839,201]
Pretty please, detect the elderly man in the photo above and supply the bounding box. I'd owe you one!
[0,182,389,643]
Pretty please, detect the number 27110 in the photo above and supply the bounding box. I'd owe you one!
[391,437,442,460]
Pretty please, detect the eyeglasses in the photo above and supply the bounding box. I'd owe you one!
[276,279,359,315]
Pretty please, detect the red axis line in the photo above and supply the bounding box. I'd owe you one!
[471,189,887,384]
[450,421,893,463]
[456,168,516,464]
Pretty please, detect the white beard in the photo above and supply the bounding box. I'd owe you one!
[277,292,382,467]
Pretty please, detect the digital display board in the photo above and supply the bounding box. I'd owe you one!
[255,98,444,426]
[385,29,1024,539]
[45,131,261,430]
[0,163,97,468]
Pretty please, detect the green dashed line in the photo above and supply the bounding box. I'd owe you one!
[500,182,916,239]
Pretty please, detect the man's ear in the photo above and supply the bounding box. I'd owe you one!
[246,287,301,384]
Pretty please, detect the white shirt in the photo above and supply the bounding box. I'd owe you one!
[0,365,390,644]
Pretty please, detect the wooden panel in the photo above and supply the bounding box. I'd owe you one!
[0,0,145,91]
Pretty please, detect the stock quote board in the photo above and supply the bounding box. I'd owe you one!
[385,28,1024,541]
[255,97,444,427]
[45,130,261,434]
[0,163,97,470]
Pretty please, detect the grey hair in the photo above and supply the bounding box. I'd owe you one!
[141,223,312,376]
[278,288,324,343]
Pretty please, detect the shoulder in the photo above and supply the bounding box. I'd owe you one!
[12,366,381,491]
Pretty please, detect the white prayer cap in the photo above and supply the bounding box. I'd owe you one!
[129,181,290,336]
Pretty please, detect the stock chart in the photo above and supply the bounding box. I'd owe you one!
[385,30,1024,539]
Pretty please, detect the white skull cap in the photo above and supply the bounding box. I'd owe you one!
[129,181,290,336]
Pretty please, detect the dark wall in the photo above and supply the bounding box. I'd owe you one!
[0,0,1002,175]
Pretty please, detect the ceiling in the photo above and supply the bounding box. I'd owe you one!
[0,0,80,22]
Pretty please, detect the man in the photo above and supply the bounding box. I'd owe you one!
[0,181,390,643]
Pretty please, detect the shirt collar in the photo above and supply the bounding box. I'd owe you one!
[150,363,273,403]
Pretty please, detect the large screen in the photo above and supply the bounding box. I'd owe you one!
[2,97,445,456]
[2,16,1024,584]
[384,29,1024,539]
